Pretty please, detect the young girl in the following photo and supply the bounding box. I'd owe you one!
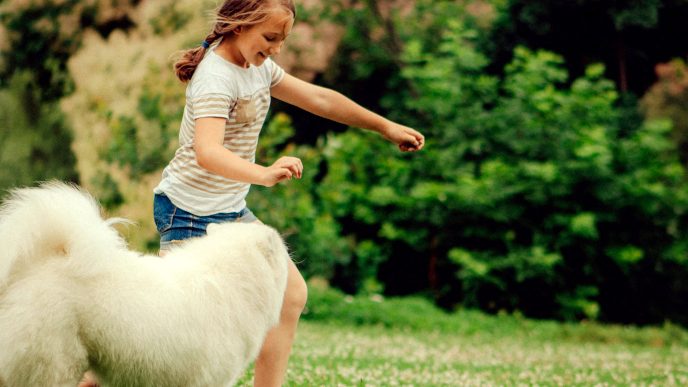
[83,0,423,386]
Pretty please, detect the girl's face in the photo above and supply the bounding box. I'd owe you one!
[224,6,294,68]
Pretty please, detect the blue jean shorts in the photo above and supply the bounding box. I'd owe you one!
[153,193,258,250]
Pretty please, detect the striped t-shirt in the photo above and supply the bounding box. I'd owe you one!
[154,50,285,215]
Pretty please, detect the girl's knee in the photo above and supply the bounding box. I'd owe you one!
[283,273,308,318]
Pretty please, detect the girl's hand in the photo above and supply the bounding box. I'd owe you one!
[260,156,303,187]
[382,124,425,152]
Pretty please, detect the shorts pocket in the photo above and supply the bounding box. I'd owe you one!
[153,194,176,233]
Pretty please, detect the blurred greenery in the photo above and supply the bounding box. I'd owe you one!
[0,71,78,194]
[2,0,688,327]
[303,281,688,347]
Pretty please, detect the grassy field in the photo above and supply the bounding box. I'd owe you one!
[237,321,688,386]
[236,287,688,386]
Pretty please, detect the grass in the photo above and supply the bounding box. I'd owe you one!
[236,286,688,386]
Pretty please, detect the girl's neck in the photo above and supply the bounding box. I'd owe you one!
[215,38,249,69]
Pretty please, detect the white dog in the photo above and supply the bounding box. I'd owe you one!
[0,182,289,387]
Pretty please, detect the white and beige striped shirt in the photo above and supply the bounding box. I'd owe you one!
[154,50,285,215]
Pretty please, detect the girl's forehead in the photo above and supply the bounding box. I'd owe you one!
[262,7,294,35]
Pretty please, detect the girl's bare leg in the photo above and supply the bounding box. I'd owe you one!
[253,259,308,387]
[77,371,99,387]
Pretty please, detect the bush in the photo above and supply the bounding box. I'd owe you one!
[303,280,688,347]
[0,72,78,196]
[305,2,688,326]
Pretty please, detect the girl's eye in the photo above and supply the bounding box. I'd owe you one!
[265,36,276,42]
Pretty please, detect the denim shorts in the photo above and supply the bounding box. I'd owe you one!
[153,193,258,250]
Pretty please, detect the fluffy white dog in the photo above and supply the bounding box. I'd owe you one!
[0,182,289,387]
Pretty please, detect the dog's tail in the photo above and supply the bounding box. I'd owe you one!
[0,181,127,287]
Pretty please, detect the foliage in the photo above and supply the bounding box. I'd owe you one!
[0,0,139,100]
[303,282,688,347]
[487,0,688,94]
[641,58,688,164]
[0,71,78,198]
[0,0,140,197]
[303,0,688,326]
[102,82,180,180]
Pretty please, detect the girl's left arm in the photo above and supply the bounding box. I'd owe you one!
[271,73,424,152]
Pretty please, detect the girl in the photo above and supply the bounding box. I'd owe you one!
[83,0,423,386]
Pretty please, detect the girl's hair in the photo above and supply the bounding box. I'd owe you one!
[174,0,296,82]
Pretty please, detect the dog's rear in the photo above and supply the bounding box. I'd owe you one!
[0,183,290,386]
[0,182,125,386]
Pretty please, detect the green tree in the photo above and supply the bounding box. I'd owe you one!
[641,59,688,164]
[0,72,78,197]
[0,0,139,99]
[307,1,688,325]
[0,0,139,196]
[488,0,688,94]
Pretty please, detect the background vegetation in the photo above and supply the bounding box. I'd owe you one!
[2,0,688,328]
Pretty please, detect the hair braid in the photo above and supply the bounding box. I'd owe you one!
[173,32,220,82]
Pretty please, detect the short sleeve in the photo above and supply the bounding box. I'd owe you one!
[268,59,285,87]
[189,93,232,120]
[188,69,235,120]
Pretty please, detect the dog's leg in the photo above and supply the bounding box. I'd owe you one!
[0,324,88,386]
[0,317,88,386]
[0,282,88,386]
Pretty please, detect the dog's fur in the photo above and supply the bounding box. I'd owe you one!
[0,182,289,387]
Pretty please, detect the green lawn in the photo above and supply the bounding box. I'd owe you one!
[236,287,688,386]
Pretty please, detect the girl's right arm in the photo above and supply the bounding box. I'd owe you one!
[194,117,303,187]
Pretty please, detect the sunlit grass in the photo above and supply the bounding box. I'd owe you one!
[235,287,688,385]
[235,321,688,386]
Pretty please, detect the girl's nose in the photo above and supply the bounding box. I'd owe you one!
[271,42,284,55]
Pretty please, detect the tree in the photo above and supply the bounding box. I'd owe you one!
[641,59,688,164]
[0,0,139,100]
[305,0,688,325]
[488,0,688,95]
[0,0,139,196]
[0,71,79,197]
